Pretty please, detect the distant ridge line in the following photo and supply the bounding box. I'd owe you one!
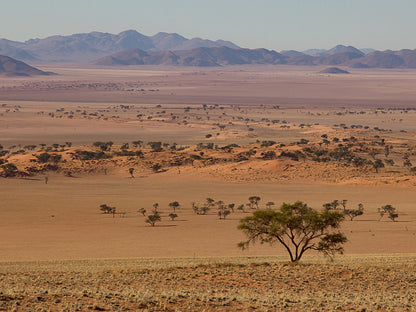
[92,45,416,69]
[0,30,415,68]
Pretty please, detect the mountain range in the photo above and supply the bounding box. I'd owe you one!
[93,45,416,69]
[0,30,415,69]
[0,30,239,63]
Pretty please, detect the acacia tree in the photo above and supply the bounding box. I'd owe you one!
[238,201,347,263]
[152,203,159,214]
[168,213,178,221]
[218,209,231,220]
[373,159,384,173]
[206,198,215,208]
[129,167,135,178]
[344,203,364,221]
[378,205,399,222]
[99,204,116,217]
[169,201,180,213]
[248,196,261,209]
[265,201,275,210]
[237,204,245,213]
[146,213,161,226]
[322,200,340,211]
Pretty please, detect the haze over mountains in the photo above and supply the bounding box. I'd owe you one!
[0,30,239,63]
[0,30,416,69]
[94,45,416,69]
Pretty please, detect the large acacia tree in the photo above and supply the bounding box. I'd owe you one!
[238,201,347,262]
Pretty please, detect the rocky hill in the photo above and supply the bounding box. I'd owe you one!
[0,55,54,76]
[319,67,350,74]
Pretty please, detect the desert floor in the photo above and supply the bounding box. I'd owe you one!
[1,65,416,311]
[0,173,415,261]
[1,255,415,311]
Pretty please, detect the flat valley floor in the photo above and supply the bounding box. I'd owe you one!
[1,65,415,311]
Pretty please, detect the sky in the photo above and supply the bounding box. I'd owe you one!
[1,0,415,51]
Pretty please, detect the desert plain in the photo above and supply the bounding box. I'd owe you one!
[1,65,416,311]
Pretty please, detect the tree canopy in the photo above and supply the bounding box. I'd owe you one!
[238,201,347,262]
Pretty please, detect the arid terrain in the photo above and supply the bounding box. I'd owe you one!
[1,65,416,310]
[0,255,415,311]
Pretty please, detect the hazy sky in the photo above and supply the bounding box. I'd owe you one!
[1,0,415,51]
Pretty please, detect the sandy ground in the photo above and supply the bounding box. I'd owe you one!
[2,65,416,108]
[0,65,415,262]
[1,65,416,311]
[0,172,415,261]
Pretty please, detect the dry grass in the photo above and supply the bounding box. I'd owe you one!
[0,254,415,311]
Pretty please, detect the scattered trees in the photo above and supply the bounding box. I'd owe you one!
[93,141,113,151]
[1,163,18,177]
[192,201,210,215]
[238,201,347,263]
[323,199,364,221]
[378,205,399,222]
[218,209,231,220]
[148,141,162,152]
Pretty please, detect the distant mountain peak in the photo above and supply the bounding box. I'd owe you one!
[326,45,363,56]
[118,29,140,35]
[0,30,240,63]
